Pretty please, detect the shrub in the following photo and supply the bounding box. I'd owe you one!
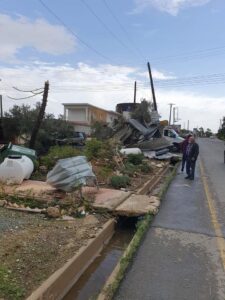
[97,166,114,181]
[110,175,130,189]
[127,153,144,165]
[91,121,113,140]
[122,162,139,177]
[140,162,152,173]
[40,145,82,170]
[84,139,103,160]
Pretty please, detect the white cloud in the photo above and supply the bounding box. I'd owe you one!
[155,89,223,131]
[133,0,211,15]
[0,62,222,132]
[0,14,76,62]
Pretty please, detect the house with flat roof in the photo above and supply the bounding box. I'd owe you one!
[63,103,119,135]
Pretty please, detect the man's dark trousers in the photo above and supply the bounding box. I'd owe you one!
[186,159,196,179]
[181,153,186,171]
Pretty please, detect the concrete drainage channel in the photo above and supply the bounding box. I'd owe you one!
[27,164,177,300]
[63,218,135,300]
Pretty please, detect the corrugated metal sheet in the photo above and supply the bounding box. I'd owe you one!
[47,156,96,192]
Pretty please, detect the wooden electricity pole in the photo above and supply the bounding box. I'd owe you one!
[29,81,49,149]
[134,81,137,103]
[147,62,157,111]
[173,107,176,124]
[0,94,4,143]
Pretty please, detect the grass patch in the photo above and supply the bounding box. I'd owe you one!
[0,266,25,300]
[101,163,179,299]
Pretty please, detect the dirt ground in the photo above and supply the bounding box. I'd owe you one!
[0,208,109,300]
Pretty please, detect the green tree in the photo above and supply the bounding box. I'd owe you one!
[3,102,74,154]
[205,128,212,137]
[131,99,153,125]
[217,117,225,139]
[91,120,113,140]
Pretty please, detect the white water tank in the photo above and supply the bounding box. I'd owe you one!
[120,148,142,155]
[0,155,34,184]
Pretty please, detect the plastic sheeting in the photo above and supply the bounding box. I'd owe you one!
[46,156,96,192]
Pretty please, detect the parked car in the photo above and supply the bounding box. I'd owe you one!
[55,132,86,146]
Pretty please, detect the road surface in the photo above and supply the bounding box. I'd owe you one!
[115,138,225,300]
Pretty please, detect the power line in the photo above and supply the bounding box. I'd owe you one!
[8,92,43,100]
[150,46,225,64]
[102,0,145,60]
[38,0,114,63]
[16,0,225,69]
[81,0,141,59]
[5,69,225,95]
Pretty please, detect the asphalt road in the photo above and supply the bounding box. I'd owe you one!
[115,138,225,300]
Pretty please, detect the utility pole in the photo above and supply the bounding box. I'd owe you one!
[147,62,157,111]
[173,107,176,124]
[133,81,137,104]
[0,95,2,120]
[29,81,49,149]
[187,120,190,131]
[0,79,5,143]
[168,103,174,125]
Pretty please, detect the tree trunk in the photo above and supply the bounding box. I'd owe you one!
[29,81,49,149]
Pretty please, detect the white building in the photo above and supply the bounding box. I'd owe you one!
[63,103,119,135]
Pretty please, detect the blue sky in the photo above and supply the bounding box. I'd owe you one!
[0,0,225,131]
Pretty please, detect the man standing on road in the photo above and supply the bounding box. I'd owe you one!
[185,136,199,180]
[181,134,192,172]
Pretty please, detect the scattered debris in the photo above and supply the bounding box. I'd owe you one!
[143,150,181,161]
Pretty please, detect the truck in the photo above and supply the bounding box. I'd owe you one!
[162,127,184,151]
[55,132,86,146]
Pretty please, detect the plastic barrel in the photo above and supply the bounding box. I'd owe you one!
[0,155,34,184]
[120,148,142,155]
